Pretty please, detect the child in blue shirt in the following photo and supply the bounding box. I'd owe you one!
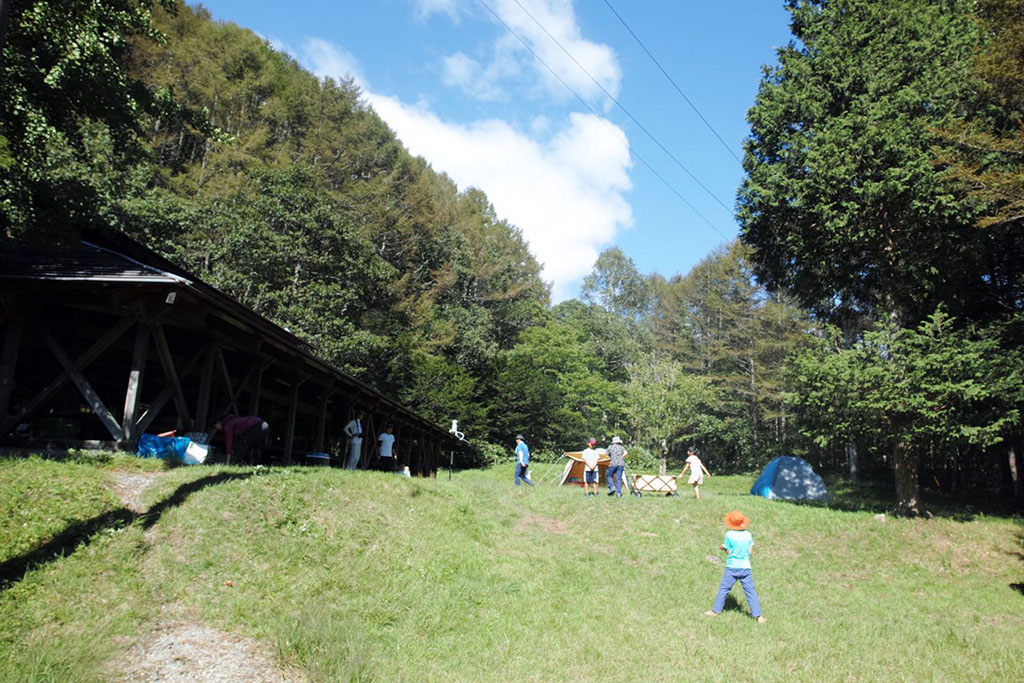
[706,510,766,623]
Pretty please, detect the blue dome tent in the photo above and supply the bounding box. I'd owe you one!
[751,456,828,500]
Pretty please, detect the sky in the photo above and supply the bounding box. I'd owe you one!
[196,0,794,301]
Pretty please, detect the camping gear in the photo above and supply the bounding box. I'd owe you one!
[137,433,190,462]
[558,449,609,487]
[750,455,828,500]
[138,433,207,465]
[628,473,680,497]
[305,452,330,466]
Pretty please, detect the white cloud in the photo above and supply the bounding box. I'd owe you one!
[412,0,463,20]
[441,52,506,101]
[366,93,633,301]
[301,37,367,89]
[425,0,620,106]
[296,34,634,300]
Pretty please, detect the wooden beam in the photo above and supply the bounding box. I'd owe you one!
[212,357,261,422]
[282,374,306,465]
[251,360,266,416]
[120,323,150,444]
[315,391,330,452]
[0,312,24,419]
[214,346,238,414]
[32,317,124,441]
[194,344,215,430]
[1,314,135,437]
[135,345,204,435]
[150,324,193,431]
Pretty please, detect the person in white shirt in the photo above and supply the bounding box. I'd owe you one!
[343,411,364,470]
[582,437,600,497]
[681,445,712,499]
[377,424,397,471]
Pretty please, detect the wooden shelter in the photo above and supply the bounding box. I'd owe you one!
[0,233,455,474]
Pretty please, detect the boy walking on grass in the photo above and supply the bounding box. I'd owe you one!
[706,510,766,624]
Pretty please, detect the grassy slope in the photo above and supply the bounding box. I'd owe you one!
[1,459,1022,682]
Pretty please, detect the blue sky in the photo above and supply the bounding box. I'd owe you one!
[196,0,794,301]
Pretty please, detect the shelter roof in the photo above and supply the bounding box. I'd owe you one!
[1,232,454,442]
[0,242,186,284]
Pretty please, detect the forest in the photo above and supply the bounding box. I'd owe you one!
[1,0,1022,515]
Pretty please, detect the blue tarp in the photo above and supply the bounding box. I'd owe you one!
[137,434,190,462]
[751,455,828,500]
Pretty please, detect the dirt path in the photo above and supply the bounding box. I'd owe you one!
[116,613,303,682]
[108,470,163,513]
[105,475,305,682]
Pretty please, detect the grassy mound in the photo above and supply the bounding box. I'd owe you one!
[0,459,1021,681]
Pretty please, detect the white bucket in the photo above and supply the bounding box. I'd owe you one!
[183,441,209,465]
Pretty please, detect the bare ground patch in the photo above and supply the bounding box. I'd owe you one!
[114,607,304,682]
[109,471,163,513]
[515,512,570,535]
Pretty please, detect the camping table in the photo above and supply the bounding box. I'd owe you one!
[629,474,680,497]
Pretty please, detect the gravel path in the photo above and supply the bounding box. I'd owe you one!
[105,475,305,682]
[117,618,303,682]
[109,471,163,513]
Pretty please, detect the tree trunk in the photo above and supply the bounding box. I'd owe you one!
[847,442,858,482]
[893,443,926,516]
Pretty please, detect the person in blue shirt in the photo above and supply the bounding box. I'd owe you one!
[514,434,534,486]
[706,510,766,623]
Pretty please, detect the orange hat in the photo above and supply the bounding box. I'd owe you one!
[724,510,749,531]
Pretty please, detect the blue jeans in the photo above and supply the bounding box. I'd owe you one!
[606,465,624,494]
[515,462,533,486]
[711,567,762,617]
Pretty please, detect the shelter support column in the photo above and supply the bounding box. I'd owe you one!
[120,322,150,445]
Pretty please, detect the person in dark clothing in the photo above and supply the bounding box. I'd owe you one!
[212,415,268,465]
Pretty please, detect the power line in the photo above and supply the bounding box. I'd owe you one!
[475,0,730,240]
[507,0,734,216]
[602,0,744,167]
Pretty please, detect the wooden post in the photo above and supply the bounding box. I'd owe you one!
[0,311,23,419]
[251,360,266,416]
[214,346,238,415]
[195,344,215,430]
[315,391,330,452]
[120,323,150,445]
[151,324,193,431]
[282,374,304,465]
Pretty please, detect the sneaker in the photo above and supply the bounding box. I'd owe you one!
[756,616,767,624]
[607,491,615,496]
[705,610,718,617]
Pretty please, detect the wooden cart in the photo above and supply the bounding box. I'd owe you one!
[629,473,681,497]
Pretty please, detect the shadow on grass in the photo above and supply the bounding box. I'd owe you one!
[779,478,1024,522]
[1012,584,1024,596]
[716,594,757,617]
[0,471,253,591]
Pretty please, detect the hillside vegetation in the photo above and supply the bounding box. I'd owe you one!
[1,456,1021,681]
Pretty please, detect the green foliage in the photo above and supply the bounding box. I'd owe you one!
[625,354,719,458]
[739,0,983,324]
[581,246,653,321]
[0,0,215,241]
[492,318,623,450]
[651,242,811,470]
[787,309,1023,510]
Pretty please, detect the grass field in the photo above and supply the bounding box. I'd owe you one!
[1,456,1022,681]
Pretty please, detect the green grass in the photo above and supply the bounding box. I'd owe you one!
[1,458,1022,681]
